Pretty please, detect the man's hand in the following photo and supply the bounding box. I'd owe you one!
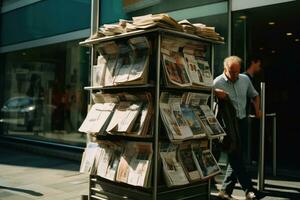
[255,110,262,118]
[214,89,229,100]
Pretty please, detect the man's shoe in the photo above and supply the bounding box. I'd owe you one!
[246,191,257,200]
[218,191,237,200]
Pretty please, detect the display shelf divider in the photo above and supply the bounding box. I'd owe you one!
[84,83,155,91]
[95,134,154,142]
[160,85,213,93]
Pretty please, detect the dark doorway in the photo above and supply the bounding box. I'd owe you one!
[232,1,300,174]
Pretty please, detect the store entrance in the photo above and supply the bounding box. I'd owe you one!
[232,1,300,174]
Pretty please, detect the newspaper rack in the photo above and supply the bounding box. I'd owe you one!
[80,28,223,200]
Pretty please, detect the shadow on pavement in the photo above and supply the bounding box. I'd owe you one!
[0,144,80,171]
[0,185,43,197]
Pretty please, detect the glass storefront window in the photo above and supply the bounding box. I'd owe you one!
[0,40,89,146]
[1,0,90,46]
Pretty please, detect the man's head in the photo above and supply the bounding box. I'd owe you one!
[223,56,242,82]
[247,55,262,75]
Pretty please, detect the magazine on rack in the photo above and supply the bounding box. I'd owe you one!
[126,36,150,84]
[178,143,202,181]
[94,37,150,87]
[183,92,210,107]
[129,94,153,136]
[168,96,194,138]
[95,41,119,87]
[92,55,107,87]
[184,54,203,86]
[182,44,206,59]
[105,55,119,86]
[80,142,100,174]
[162,54,192,87]
[106,101,142,134]
[161,36,213,88]
[78,103,116,135]
[96,142,123,181]
[180,104,207,138]
[113,44,132,83]
[160,144,189,186]
[91,92,153,136]
[96,41,119,56]
[196,59,213,87]
[182,44,213,87]
[116,142,152,187]
[160,93,194,141]
[199,105,226,138]
[161,36,185,55]
[191,143,220,179]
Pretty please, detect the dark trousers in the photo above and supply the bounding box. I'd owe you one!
[221,118,254,195]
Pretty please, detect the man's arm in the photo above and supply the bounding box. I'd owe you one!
[252,95,261,118]
[214,89,229,100]
[246,76,261,118]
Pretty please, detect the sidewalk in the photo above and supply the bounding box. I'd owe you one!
[211,172,300,200]
[1,145,300,200]
[0,145,88,200]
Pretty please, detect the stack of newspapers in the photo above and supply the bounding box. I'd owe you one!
[87,13,224,42]
[160,92,226,142]
[80,142,152,188]
[79,92,153,137]
[161,35,213,88]
[92,36,150,87]
[160,141,220,187]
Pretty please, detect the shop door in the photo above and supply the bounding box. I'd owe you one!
[232,0,300,174]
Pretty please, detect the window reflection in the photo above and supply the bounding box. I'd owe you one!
[0,40,89,146]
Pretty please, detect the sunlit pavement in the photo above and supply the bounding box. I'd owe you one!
[0,144,300,200]
[0,145,88,200]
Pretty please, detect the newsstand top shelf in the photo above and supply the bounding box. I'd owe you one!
[79,27,225,46]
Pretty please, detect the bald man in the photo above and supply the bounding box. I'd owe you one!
[214,56,260,200]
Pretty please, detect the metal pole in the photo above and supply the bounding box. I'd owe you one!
[258,82,265,191]
[153,33,161,200]
[87,0,100,143]
[228,0,232,56]
[90,0,100,91]
[265,113,277,177]
[243,18,247,72]
[91,0,99,38]
[273,115,277,177]
[210,44,215,108]
[208,43,215,200]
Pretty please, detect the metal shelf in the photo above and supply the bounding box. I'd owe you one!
[90,175,209,200]
[84,83,155,91]
[96,134,154,142]
[160,85,213,93]
[80,29,158,46]
[79,28,224,46]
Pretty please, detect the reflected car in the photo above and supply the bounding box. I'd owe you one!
[0,96,40,131]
